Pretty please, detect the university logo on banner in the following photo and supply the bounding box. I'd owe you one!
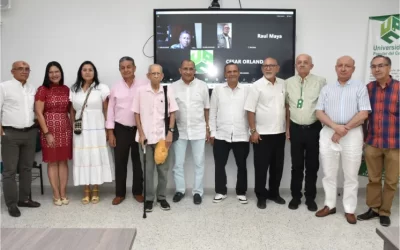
[360,14,400,178]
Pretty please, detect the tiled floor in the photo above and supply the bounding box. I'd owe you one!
[1,185,398,250]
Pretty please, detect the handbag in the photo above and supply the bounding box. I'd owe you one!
[163,85,179,142]
[74,87,93,135]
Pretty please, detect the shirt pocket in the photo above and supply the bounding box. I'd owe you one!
[305,87,320,103]
[259,91,273,107]
[156,94,167,115]
[191,92,203,106]
[389,98,399,116]
[115,92,131,109]
[27,92,35,111]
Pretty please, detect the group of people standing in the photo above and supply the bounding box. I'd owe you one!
[0,54,398,229]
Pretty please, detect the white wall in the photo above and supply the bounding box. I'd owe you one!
[1,0,399,190]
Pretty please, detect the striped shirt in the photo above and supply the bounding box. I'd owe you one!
[315,79,371,124]
[366,77,399,149]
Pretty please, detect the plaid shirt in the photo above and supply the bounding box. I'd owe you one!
[366,77,399,149]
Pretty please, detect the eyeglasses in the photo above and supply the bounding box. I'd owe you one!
[262,64,277,69]
[13,67,31,73]
[370,64,389,69]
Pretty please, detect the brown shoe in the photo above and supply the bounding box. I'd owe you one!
[112,196,125,205]
[345,213,357,224]
[134,195,144,203]
[315,206,336,217]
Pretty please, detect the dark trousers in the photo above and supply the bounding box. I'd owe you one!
[289,121,322,201]
[253,133,286,200]
[1,128,37,207]
[213,139,250,195]
[114,123,143,197]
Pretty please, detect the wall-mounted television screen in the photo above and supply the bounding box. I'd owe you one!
[154,9,296,87]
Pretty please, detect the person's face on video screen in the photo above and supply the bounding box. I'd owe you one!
[261,58,280,80]
[179,61,195,82]
[223,25,230,36]
[225,64,240,83]
[179,33,191,48]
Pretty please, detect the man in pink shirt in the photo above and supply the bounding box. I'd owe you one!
[106,57,146,205]
[132,64,178,212]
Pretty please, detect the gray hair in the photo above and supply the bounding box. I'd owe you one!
[148,64,163,73]
[371,55,391,66]
[119,56,135,66]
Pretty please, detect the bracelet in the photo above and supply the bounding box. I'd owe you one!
[250,128,257,134]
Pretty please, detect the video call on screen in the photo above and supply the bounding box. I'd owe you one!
[154,10,296,86]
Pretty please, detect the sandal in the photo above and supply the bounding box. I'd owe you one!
[91,188,100,204]
[61,197,69,205]
[53,197,62,206]
[82,189,91,205]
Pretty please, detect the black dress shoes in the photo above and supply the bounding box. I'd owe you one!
[257,199,267,209]
[288,199,301,210]
[270,196,286,205]
[8,205,21,217]
[172,192,185,203]
[305,200,318,212]
[357,208,379,221]
[380,216,391,227]
[193,194,202,205]
[17,199,41,208]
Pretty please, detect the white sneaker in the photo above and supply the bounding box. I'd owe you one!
[237,195,248,204]
[213,194,227,203]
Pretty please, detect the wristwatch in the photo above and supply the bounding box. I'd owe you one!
[169,128,175,132]
[250,128,257,134]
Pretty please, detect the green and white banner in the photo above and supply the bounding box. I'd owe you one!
[360,14,400,177]
[364,14,400,83]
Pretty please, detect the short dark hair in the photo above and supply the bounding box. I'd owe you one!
[180,59,195,68]
[224,62,239,73]
[180,30,191,37]
[42,61,64,88]
[119,56,135,66]
[371,55,391,66]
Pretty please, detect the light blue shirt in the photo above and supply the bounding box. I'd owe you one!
[315,79,371,124]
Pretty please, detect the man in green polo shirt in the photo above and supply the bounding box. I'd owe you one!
[285,54,326,211]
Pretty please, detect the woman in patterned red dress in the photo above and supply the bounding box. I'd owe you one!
[35,61,72,206]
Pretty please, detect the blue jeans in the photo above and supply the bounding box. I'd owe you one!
[173,139,205,196]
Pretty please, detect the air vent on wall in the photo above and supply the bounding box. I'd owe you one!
[0,0,11,10]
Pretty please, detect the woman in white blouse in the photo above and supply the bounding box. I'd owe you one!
[70,61,114,204]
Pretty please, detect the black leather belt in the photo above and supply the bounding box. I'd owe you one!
[290,121,321,129]
[115,122,136,131]
[3,125,37,132]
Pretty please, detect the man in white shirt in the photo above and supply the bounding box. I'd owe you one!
[244,57,287,209]
[210,63,250,204]
[171,60,210,205]
[0,61,41,217]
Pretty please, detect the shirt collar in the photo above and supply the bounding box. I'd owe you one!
[296,74,312,82]
[223,82,241,89]
[145,83,164,94]
[12,77,28,87]
[180,77,196,86]
[335,79,353,86]
[263,76,279,85]
[375,75,393,88]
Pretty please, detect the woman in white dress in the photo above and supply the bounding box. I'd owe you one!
[70,61,114,204]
